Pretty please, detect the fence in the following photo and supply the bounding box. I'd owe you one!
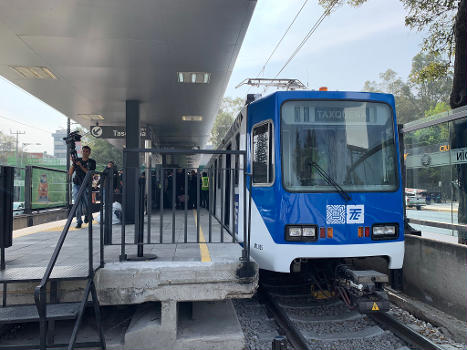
[100,148,252,265]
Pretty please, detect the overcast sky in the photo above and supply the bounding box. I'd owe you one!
[0,0,425,154]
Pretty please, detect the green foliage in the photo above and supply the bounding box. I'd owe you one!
[0,131,15,163]
[401,0,457,57]
[209,97,244,147]
[424,101,450,117]
[361,53,452,123]
[409,53,453,106]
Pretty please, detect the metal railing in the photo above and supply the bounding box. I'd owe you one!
[33,170,105,349]
[115,148,252,266]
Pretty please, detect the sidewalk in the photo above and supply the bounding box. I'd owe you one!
[424,202,459,213]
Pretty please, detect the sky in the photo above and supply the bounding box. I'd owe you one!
[0,0,426,155]
[226,0,426,98]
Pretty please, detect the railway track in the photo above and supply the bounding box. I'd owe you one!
[260,274,445,350]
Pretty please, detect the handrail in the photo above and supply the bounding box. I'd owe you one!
[33,170,94,314]
[30,165,68,174]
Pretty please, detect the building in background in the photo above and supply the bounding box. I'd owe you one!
[51,129,67,160]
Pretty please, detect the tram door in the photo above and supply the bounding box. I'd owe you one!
[224,144,231,226]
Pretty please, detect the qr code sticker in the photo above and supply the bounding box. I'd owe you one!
[326,205,345,224]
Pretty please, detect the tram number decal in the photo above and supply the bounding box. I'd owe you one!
[326,204,365,224]
[253,243,263,251]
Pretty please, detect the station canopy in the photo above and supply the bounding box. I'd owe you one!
[0,0,256,149]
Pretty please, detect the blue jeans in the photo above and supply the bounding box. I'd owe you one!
[73,184,90,224]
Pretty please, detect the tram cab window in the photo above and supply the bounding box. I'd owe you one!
[252,121,274,185]
[281,100,397,192]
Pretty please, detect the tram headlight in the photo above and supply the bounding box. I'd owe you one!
[285,225,317,242]
[372,224,398,240]
[302,227,316,237]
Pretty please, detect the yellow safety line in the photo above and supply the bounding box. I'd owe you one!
[13,221,97,239]
[193,209,211,262]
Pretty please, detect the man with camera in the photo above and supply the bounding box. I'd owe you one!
[68,146,96,228]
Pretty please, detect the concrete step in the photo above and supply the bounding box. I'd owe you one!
[0,302,80,324]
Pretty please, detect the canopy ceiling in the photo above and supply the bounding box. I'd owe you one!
[0,0,256,149]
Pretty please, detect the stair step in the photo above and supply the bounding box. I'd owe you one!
[0,303,81,324]
[0,264,89,283]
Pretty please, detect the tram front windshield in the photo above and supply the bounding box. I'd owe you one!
[281,100,397,192]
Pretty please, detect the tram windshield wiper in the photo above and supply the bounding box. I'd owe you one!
[309,161,351,202]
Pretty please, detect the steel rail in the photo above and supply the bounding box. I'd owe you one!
[260,288,311,350]
[261,275,447,350]
[369,312,446,350]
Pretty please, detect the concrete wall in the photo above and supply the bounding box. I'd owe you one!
[13,208,68,230]
[403,235,467,321]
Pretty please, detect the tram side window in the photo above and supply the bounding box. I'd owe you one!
[235,133,240,185]
[217,157,221,189]
[252,121,273,184]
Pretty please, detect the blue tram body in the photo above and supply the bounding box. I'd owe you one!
[211,90,404,273]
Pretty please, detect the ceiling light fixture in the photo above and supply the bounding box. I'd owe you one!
[78,114,104,121]
[177,72,211,84]
[182,115,203,121]
[10,66,57,79]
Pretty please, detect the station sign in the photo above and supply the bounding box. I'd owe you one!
[90,126,150,139]
[405,147,467,169]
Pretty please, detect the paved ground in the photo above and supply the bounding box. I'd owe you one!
[7,208,242,270]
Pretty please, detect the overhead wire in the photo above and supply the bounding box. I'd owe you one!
[274,0,340,78]
[247,0,310,93]
[0,114,54,134]
[256,0,310,79]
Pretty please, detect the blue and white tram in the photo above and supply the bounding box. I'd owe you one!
[209,90,404,276]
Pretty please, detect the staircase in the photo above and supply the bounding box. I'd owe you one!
[0,171,106,350]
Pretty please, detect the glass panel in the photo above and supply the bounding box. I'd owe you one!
[13,168,25,215]
[404,115,467,240]
[281,100,397,192]
[31,167,67,209]
[252,122,272,183]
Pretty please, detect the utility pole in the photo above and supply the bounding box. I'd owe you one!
[10,130,25,168]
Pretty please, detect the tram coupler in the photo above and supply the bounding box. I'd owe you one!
[336,266,390,313]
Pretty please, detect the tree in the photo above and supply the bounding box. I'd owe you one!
[363,69,421,123]
[0,131,15,164]
[209,97,244,147]
[362,53,452,123]
[0,131,15,152]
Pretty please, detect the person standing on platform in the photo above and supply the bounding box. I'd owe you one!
[201,171,209,209]
[68,146,96,228]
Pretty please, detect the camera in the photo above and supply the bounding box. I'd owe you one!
[63,131,82,163]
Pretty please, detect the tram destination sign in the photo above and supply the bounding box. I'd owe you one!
[90,126,150,139]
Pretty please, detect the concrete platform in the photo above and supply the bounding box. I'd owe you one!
[3,208,257,303]
[1,208,257,349]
